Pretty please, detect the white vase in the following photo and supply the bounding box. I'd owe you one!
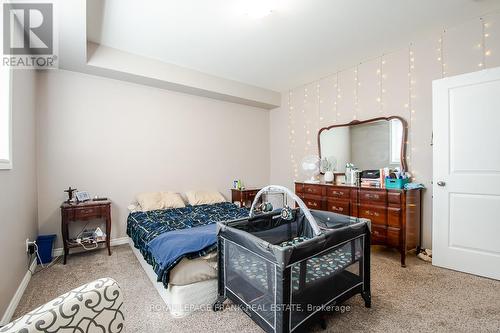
[324,171,334,183]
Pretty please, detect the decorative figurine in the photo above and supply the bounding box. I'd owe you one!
[64,187,77,203]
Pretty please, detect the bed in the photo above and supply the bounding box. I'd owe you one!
[127,201,249,317]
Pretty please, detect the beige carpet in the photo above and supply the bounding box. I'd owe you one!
[14,245,500,332]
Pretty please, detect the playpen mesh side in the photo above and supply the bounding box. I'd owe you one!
[224,239,277,328]
[289,236,364,331]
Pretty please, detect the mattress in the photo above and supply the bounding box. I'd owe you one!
[129,238,217,318]
[127,202,248,286]
[169,252,217,286]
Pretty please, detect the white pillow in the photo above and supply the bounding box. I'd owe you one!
[185,190,226,206]
[160,191,185,209]
[128,203,140,212]
[136,191,185,211]
[136,192,164,211]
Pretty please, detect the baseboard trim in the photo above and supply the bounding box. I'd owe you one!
[0,259,37,326]
[0,237,130,326]
[52,236,129,257]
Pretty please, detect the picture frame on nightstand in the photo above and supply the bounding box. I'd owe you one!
[75,191,91,202]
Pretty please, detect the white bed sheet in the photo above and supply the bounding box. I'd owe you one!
[128,238,218,318]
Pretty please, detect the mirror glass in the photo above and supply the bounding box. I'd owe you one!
[319,118,405,173]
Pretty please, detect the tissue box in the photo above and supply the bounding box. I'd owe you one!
[385,178,410,189]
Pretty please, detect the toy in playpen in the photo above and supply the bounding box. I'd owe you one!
[213,185,371,333]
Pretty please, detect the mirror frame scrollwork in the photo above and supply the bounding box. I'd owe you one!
[317,116,408,173]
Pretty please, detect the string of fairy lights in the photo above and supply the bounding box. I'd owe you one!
[376,55,383,114]
[335,73,340,122]
[438,32,445,77]
[288,90,299,179]
[317,82,323,128]
[303,86,311,154]
[407,43,415,176]
[480,19,485,68]
[287,17,493,180]
[480,18,492,69]
[353,65,359,120]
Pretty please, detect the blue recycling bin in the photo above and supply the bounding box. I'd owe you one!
[36,234,57,264]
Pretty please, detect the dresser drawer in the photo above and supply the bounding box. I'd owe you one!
[359,205,387,225]
[303,197,322,210]
[74,206,102,220]
[371,225,387,243]
[326,199,349,214]
[326,187,350,200]
[387,227,401,247]
[388,191,402,205]
[302,184,324,196]
[359,190,387,204]
[387,207,402,228]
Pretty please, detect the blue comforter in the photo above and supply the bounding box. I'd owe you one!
[126,202,249,287]
[147,224,217,283]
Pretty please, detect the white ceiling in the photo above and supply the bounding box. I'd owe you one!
[87,0,500,91]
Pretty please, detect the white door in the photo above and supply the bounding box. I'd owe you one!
[433,67,500,280]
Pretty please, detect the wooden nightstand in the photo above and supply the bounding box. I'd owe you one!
[231,188,261,208]
[60,200,112,264]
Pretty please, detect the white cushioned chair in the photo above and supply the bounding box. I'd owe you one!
[0,277,124,333]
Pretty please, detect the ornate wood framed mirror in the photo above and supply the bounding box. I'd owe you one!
[317,116,408,173]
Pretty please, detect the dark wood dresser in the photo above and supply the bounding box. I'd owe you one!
[295,182,422,266]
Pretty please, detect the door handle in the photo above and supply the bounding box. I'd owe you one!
[437,181,446,187]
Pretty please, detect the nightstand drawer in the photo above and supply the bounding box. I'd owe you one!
[245,191,258,200]
[74,206,102,220]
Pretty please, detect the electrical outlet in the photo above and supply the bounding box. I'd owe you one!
[26,239,36,254]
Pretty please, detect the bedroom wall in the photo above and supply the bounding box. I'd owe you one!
[36,70,270,248]
[270,11,500,249]
[0,69,38,320]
